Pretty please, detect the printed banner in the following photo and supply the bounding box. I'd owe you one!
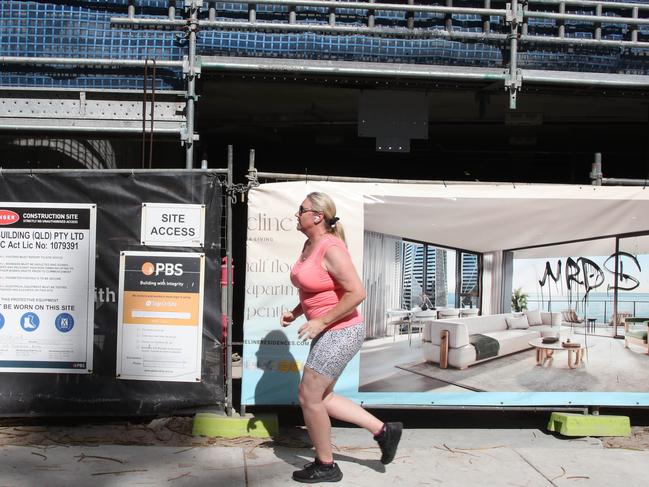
[116,251,205,382]
[243,181,649,407]
[0,203,96,373]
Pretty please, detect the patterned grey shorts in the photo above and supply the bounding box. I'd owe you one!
[305,322,366,380]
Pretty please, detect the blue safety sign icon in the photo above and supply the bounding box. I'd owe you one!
[20,312,40,332]
[55,313,75,333]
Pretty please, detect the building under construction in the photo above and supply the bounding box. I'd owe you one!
[2,0,649,417]
[1,0,649,181]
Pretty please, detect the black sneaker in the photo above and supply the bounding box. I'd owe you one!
[375,422,403,464]
[292,460,343,483]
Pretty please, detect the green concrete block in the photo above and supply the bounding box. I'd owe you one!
[192,412,279,439]
[547,412,630,437]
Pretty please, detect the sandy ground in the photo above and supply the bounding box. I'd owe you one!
[1,416,648,451]
[602,426,649,450]
[0,417,304,450]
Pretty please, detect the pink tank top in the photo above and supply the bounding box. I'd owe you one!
[290,235,363,331]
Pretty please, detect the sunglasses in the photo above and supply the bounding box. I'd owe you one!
[298,205,319,215]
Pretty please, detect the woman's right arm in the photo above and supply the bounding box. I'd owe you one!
[281,303,303,327]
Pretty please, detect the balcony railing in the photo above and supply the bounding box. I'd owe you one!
[527,298,649,323]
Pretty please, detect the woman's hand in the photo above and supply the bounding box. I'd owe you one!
[280,311,296,327]
[298,318,326,340]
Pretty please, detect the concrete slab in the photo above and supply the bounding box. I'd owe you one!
[0,426,647,487]
[233,427,613,487]
[248,438,550,487]
[516,447,649,487]
[329,426,603,450]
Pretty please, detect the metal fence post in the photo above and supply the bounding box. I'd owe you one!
[591,153,603,186]
[226,145,234,416]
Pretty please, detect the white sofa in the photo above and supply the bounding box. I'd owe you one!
[421,311,562,369]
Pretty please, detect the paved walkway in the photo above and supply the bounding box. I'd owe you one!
[1,423,648,486]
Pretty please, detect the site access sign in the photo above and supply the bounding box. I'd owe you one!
[140,203,205,247]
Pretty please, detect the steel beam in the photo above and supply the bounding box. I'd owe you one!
[202,56,508,81]
[0,122,181,134]
[0,56,182,68]
[0,91,186,134]
[202,56,649,89]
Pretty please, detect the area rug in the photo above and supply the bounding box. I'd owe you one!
[395,336,649,392]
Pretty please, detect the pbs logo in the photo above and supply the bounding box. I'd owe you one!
[141,261,183,276]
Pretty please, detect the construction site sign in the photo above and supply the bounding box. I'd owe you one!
[0,203,96,373]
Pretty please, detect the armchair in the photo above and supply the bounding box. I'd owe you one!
[624,317,649,354]
[609,311,632,327]
[561,309,584,331]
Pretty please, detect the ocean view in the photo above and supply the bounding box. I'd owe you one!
[525,292,649,323]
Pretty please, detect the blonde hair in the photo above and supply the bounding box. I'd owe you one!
[306,191,346,244]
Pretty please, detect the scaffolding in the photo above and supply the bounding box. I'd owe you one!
[1,1,649,165]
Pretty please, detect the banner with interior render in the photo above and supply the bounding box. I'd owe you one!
[0,171,223,417]
[242,181,649,407]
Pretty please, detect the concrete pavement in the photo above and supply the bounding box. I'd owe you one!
[1,424,647,486]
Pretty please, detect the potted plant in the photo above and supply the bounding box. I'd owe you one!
[511,287,528,312]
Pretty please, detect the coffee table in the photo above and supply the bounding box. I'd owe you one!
[528,337,587,369]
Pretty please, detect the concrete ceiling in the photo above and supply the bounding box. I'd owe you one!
[198,75,649,183]
[358,183,649,256]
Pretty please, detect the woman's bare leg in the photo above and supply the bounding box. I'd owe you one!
[322,382,384,435]
[298,367,336,463]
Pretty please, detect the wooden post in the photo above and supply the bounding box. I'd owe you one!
[440,330,449,369]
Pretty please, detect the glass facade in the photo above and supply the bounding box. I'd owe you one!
[511,232,649,336]
[402,240,480,310]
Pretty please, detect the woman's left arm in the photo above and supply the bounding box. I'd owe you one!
[297,245,366,340]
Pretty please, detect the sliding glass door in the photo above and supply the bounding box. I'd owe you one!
[511,238,617,335]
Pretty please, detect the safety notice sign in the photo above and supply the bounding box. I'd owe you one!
[0,203,96,373]
[116,251,205,382]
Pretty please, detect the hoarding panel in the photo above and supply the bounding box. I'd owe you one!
[243,181,649,406]
[0,171,223,416]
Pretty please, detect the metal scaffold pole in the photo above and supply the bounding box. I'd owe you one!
[591,153,603,186]
[590,153,649,186]
[226,145,234,416]
[507,0,522,109]
[184,0,201,169]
